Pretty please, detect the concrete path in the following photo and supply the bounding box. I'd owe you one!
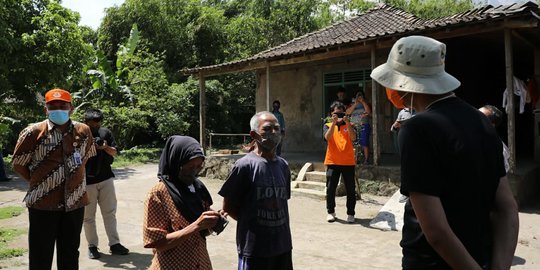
[0,163,539,269]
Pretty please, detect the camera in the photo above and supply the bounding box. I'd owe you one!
[212,215,229,235]
[95,137,105,146]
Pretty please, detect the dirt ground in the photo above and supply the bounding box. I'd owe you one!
[0,163,538,269]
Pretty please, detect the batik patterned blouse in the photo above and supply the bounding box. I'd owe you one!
[143,181,212,270]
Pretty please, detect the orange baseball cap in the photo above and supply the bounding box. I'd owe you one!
[45,89,72,103]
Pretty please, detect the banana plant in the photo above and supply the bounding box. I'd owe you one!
[74,23,139,111]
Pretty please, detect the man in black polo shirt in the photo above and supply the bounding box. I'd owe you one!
[371,36,519,270]
[83,108,129,259]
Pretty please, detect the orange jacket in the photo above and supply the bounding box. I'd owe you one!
[324,123,356,166]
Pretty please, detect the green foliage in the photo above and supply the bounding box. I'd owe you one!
[0,123,9,149]
[266,0,322,46]
[2,0,486,151]
[75,24,172,148]
[112,147,161,168]
[77,23,140,111]
[225,16,270,58]
[1,154,12,172]
[0,228,26,260]
[0,247,25,260]
[98,0,228,82]
[0,0,94,150]
[383,0,474,19]
[0,206,25,220]
[169,77,227,136]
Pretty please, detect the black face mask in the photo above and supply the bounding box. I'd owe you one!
[256,132,282,151]
[178,167,201,186]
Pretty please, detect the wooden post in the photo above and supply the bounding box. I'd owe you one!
[199,72,207,152]
[266,62,270,111]
[504,28,516,173]
[371,45,380,166]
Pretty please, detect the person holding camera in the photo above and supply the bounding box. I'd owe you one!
[346,90,372,164]
[219,111,293,270]
[83,108,129,259]
[144,136,226,270]
[324,101,357,223]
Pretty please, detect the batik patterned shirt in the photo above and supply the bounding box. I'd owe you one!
[143,181,212,270]
[12,120,96,211]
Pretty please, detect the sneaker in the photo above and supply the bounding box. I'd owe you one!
[110,243,129,255]
[398,195,409,203]
[347,215,355,224]
[326,213,336,222]
[88,246,101,259]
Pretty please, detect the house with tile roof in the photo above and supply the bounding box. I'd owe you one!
[184,2,540,205]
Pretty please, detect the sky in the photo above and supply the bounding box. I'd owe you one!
[61,0,125,30]
[61,0,531,30]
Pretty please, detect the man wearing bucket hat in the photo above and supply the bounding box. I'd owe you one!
[371,36,518,270]
[13,89,96,269]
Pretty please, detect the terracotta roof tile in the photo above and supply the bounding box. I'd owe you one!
[184,2,539,74]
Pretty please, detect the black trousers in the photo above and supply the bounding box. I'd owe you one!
[326,165,356,215]
[28,207,84,270]
[238,250,293,270]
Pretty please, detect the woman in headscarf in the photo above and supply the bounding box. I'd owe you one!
[143,136,221,270]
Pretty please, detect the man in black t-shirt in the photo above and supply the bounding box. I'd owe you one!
[83,109,129,259]
[219,111,293,270]
[371,36,519,270]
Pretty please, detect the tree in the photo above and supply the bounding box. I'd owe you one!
[0,0,93,150]
[98,0,229,82]
[0,0,480,150]
[75,24,170,148]
[383,0,474,19]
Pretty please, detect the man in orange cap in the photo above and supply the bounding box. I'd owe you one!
[12,88,96,269]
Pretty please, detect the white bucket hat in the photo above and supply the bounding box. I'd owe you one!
[370,35,461,95]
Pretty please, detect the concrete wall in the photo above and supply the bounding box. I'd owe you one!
[255,55,375,153]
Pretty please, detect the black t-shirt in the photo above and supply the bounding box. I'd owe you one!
[86,127,116,185]
[398,97,505,269]
[218,152,292,257]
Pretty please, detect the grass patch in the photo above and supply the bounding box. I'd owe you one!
[112,147,161,168]
[0,207,24,220]
[0,228,26,260]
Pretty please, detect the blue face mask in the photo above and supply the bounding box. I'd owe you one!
[48,110,70,125]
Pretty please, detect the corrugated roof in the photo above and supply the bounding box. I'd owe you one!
[184,1,539,75]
